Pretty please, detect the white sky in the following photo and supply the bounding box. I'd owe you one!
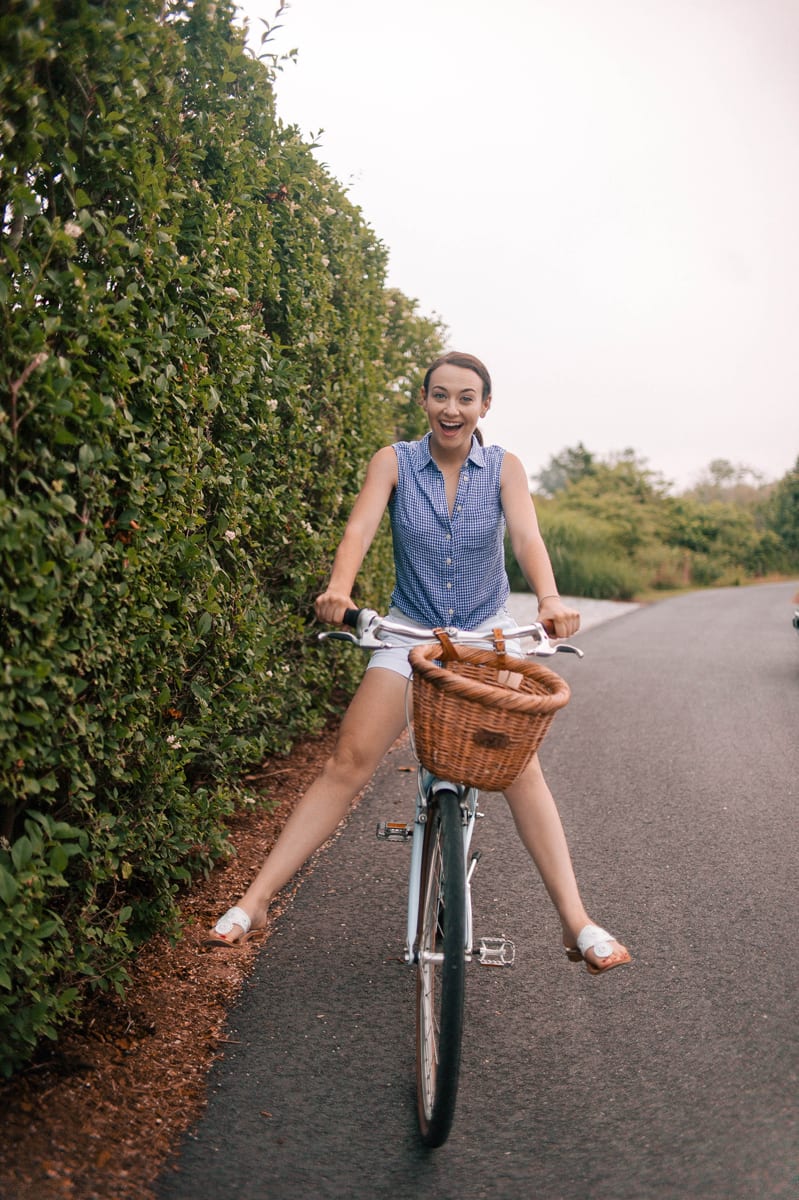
[238,0,799,490]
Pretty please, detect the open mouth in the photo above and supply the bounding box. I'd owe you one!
[439,420,463,434]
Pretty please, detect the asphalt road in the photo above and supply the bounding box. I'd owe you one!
[158,582,799,1200]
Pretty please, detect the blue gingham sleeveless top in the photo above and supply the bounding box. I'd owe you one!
[388,433,510,627]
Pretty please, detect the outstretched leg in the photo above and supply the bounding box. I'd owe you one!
[206,668,410,945]
[503,755,630,974]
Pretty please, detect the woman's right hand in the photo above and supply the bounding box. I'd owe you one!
[314,589,354,626]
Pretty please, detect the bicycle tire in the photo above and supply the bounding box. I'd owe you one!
[415,786,467,1148]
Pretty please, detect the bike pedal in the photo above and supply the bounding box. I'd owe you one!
[475,937,516,967]
[376,821,414,841]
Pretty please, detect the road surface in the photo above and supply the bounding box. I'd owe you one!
[158,582,799,1200]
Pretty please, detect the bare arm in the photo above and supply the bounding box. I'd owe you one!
[314,445,398,624]
[501,452,580,638]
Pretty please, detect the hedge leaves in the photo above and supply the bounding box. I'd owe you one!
[0,0,444,1073]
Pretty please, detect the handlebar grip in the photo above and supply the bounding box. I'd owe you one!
[343,608,362,629]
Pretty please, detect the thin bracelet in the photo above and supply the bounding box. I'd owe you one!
[537,594,560,603]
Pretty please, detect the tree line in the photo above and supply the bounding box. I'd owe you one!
[508,445,799,599]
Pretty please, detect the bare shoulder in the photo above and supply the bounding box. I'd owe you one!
[499,450,530,489]
[346,444,398,529]
[368,444,399,485]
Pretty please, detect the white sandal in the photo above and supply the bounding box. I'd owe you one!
[203,905,255,947]
[568,923,631,975]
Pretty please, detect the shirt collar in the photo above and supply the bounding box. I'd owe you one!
[416,432,486,472]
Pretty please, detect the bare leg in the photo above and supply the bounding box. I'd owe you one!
[207,668,410,943]
[503,755,630,972]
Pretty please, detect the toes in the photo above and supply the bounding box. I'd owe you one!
[586,942,631,973]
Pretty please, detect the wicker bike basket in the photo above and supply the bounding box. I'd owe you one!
[408,629,571,791]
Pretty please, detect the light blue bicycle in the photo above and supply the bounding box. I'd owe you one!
[321,608,580,1147]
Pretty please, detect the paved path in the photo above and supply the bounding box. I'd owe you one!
[158,582,799,1200]
[508,592,641,631]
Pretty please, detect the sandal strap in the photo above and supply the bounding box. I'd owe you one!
[213,906,252,937]
[576,923,615,959]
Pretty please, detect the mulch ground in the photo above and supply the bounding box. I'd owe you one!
[0,724,342,1200]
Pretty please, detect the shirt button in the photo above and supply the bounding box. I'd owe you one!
[448,609,454,617]
[445,533,451,541]
[445,557,452,565]
[446,582,452,589]
[456,505,463,512]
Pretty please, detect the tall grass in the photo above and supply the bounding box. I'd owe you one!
[507,511,644,600]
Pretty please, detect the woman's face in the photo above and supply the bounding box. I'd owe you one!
[421,363,491,453]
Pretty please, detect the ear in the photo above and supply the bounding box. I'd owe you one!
[418,385,428,409]
[481,392,492,416]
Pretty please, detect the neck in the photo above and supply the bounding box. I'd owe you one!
[429,434,472,473]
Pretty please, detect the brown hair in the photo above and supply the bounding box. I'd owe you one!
[422,351,492,402]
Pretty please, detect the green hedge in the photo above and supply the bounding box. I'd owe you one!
[0,0,442,1073]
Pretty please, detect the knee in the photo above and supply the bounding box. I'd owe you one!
[517,752,544,783]
[503,752,547,800]
[325,736,378,788]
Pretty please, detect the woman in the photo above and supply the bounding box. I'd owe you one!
[206,351,630,975]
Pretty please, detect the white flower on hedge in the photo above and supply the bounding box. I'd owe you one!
[223,529,236,542]
[166,734,182,749]
[64,221,83,239]
[266,398,278,411]
[301,521,314,536]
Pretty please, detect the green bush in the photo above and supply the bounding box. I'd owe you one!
[537,509,644,600]
[0,0,444,1073]
[516,448,793,600]
[506,507,644,600]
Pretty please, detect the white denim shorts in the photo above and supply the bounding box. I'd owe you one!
[364,606,523,681]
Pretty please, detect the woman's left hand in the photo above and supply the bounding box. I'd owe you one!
[537,596,580,639]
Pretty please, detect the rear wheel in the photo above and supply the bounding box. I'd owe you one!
[415,787,466,1147]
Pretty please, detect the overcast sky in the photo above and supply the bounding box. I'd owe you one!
[238,0,799,491]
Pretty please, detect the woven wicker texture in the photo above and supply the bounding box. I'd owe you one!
[409,634,571,791]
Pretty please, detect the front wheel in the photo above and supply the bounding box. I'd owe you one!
[415,787,467,1148]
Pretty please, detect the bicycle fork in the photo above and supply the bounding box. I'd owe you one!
[376,769,515,968]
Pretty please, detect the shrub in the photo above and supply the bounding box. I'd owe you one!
[0,0,444,1072]
[507,507,644,600]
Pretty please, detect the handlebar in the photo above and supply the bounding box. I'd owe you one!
[318,608,584,658]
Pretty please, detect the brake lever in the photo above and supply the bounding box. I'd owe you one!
[554,642,584,658]
[318,608,386,649]
[526,637,584,659]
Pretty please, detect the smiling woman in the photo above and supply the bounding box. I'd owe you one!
[421,352,491,462]
[207,347,630,980]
